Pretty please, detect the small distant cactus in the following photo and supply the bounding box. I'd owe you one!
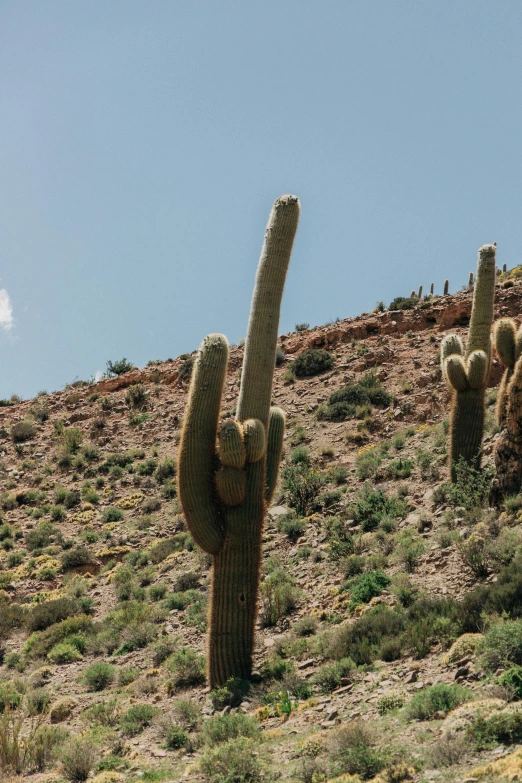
[503,263,507,273]
[430,282,434,296]
[410,289,416,298]
[441,245,496,480]
[444,279,449,295]
[468,272,474,289]
[178,195,300,687]
[417,285,423,299]
[493,317,522,497]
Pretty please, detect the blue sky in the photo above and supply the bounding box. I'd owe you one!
[1,1,522,399]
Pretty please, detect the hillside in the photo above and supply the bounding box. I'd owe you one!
[2,278,522,783]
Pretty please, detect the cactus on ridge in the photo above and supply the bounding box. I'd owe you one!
[430,282,434,296]
[440,244,496,480]
[417,285,423,299]
[444,279,449,295]
[494,350,522,497]
[493,318,522,426]
[469,272,474,289]
[178,195,300,687]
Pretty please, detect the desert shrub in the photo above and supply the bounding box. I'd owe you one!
[293,616,318,637]
[25,688,51,716]
[434,460,493,513]
[82,662,115,692]
[499,665,522,699]
[136,458,157,476]
[350,484,408,532]
[116,620,158,654]
[385,458,413,480]
[153,637,177,665]
[477,619,522,671]
[467,709,522,749]
[26,598,82,632]
[61,546,94,571]
[290,445,311,465]
[313,658,355,693]
[355,449,382,480]
[154,457,176,484]
[392,531,425,572]
[84,698,120,727]
[50,504,66,521]
[376,692,404,715]
[281,463,324,516]
[276,511,306,541]
[120,703,158,736]
[199,736,264,783]
[425,735,468,768]
[389,296,418,310]
[326,517,355,560]
[106,358,134,376]
[178,356,194,381]
[317,376,392,422]
[290,349,334,377]
[406,683,471,720]
[26,522,56,551]
[125,383,147,408]
[0,682,22,712]
[174,570,200,592]
[148,583,168,601]
[25,615,92,658]
[203,713,260,746]
[48,642,83,664]
[260,570,300,627]
[328,721,386,779]
[101,507,123,523]
[60,737,97,781]
[343,570,390,608]
[165,648,205,689]
[11,419,36,442]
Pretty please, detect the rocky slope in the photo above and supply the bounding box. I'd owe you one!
[2,278,522,783]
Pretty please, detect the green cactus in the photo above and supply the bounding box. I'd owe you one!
[178,195,300,687]
[444,279,449,295]
[493,318,522,426]
[494,343,522,497]
[417,285,423,299]
[441,244,496,480]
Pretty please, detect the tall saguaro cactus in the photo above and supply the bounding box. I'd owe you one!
[492,318,522,497]
[440,244,496,480]
[178,195,300,687]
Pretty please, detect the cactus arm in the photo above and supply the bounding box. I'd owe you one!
[265,407,286,505]
[449,388,485,481]
[441,334,464,362]
[466,244,496,359]
[444,356,468,392]
[237,195,300,428]
[495,356,522,496]
[178,334,228,555]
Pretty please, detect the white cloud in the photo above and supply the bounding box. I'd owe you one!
[95,369,103,382]
[0,290,14,331]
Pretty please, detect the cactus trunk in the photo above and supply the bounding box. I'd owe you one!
[178,196,299,688]
[449,387,485,481]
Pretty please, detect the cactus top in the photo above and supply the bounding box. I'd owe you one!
[466,244,496,359]
[237,195,300,428]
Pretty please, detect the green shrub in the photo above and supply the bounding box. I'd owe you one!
[467,709,522,749]
[178,356,194,381]
[326,517,355,560]
[26,598,82,632]
[61,545,94,571]
[290,349,334,377]
[477,619,522,671]
[328,721,386,779]
[165,647,206,688]
[290,445,311,465]
[60,737,97,781]
[25,614,92,658]
[343,570,390,608]
[125,383,148,408]
[313,658,355,693]
[276,511,306,541]
[293,616,318,637]
[11,419,36,442]
[317,376,391,422]
[101,507,123,523]
[350,484,408,532]
[389,296,418,311]
[406,683,471,720]
[154,457,176,484]
[136,458,158,476]
[281,463,324,516]
[62,427,83,454]
[199,737,264,783]
[148,583,168,601]
[0,682,22,712]
[106,358,134,376]
[355,450,382,480]
[260,570,300,627]
[26,522,56,551]
[48,642,83,664]
[499,665,522,699]
[82,662,115,691]
[385,458,413,479]
[203,713,260,746]
[120,703,158,736]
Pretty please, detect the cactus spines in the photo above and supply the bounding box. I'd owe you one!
[417,285,423,299]
[444,279,449,295]
[178,195,300,687]
[493,317,522,427]
[441,244,496,480]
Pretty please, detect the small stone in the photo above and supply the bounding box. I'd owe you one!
[404,671,418,684]
[326,709,338,721]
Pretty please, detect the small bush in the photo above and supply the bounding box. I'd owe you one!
[389,296,418,311]
[281,463,324,516]
[343,570,390,608]
[120,703,158,736]
[48,642,83,664]
[477,619,522,671]
[290,349,334,377]
[125,383,148,408]
[12,419,36,442]
[328,721,386,779]
[260,570,300,627]
[313,658,355,693]
[61,546,94,571]
[350,484,408,532]
[26,597,81,632]
[199,737,264,783]
[317,377,392,422]
[406,683,471,720]
[101,507,123,523]
[106,358,134,376]
[293,616,318,637]
[166,647,206,689]
[467,709,522,749]
[276,511,306,541]
[60,737,97,781]
[203,713,260,746]
[82,662,115,691]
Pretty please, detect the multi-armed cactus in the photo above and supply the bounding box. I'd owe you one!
[492,318,522,496]
[178,195,300,687]
[440,244,496,480]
